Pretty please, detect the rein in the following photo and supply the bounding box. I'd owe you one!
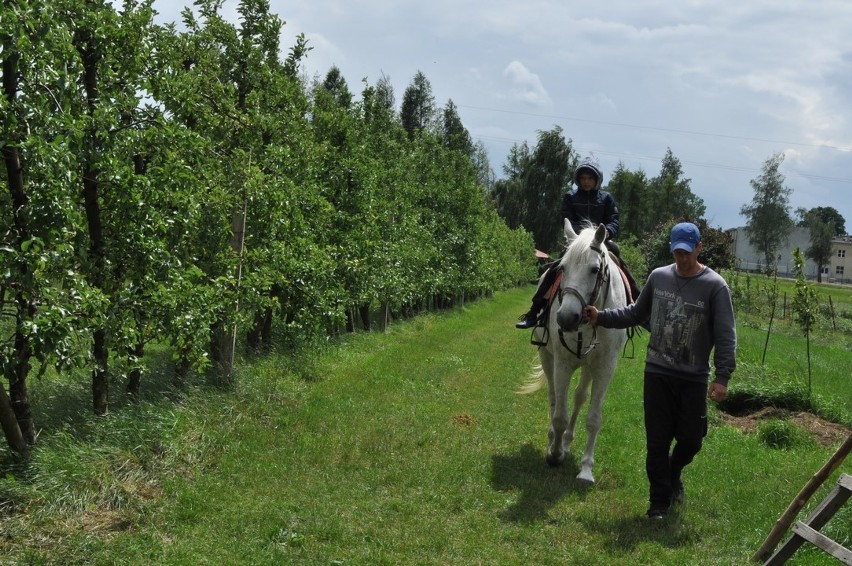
[556,244,611,358]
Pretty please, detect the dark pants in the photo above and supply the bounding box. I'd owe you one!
[643,372,708,510]
[528,261,561,313]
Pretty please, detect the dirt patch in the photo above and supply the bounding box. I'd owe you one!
[718,407,851,447]
[452,413,479,427]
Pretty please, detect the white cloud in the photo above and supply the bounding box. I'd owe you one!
[502,61,551,106]
[150,0,852,230]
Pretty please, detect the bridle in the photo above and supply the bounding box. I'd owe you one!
[556,242,611,358]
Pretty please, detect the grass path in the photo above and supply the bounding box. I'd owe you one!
[7,287,851,564]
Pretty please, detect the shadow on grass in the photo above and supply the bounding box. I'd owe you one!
[27,348,184,434]
[0,347,203,472]
[580,505,702,553]
[491,442,592,524]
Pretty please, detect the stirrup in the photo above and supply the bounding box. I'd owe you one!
[530,325,549,347]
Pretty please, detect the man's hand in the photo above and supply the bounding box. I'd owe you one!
[583,305,599,326]
[708,382,728,403]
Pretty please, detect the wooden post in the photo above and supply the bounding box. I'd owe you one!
[752,433,852,562]
[765,475,852,564]
[218,198,246,383]
[828,295,836,331]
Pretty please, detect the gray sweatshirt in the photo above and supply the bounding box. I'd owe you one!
[597,264,737,386]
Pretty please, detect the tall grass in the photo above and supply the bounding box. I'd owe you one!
[0,286,849,564]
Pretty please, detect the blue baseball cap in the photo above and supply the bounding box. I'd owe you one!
[670,222,701,253]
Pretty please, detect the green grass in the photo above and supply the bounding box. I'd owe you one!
[1,286,850,564]
[727,270,852,419]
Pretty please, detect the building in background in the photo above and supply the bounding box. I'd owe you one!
[726,227,850,284]
[827,235,851,284]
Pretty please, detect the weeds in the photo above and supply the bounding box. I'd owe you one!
[757,419,813,449]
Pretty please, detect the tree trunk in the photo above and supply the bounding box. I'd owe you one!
[0,383,28,458]
[10,327,34,443]
[78,28,110,415]
[83,168,109,414]
[247,311,264,350]
[91,329,109,414]
[380,302,390,331]
[359,303,371,331]
[126,341,144,397]
[345,307,355,333]
[2,46,36,446]
[261,306,273,345]
[174,356,191,387]
[248,285,280,349]
[217,202,246,384]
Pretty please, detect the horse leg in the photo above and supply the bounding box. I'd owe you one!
[577,367,615,483]
[566,369,591,469]
[546,358,572,467]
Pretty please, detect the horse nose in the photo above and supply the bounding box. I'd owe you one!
[557,308,581,332]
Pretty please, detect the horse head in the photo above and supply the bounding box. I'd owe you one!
[555,221,608,332]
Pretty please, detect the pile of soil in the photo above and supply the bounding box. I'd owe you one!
[718,406,850,447]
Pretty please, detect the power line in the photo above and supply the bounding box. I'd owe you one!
[471,120,852,184]
[458,104,852,152]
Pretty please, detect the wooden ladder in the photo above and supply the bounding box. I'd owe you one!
[765,473,852,565]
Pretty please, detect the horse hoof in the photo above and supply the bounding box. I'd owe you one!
[576,469,595,483]
[546,452,564,467]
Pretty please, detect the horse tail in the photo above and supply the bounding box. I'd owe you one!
[517,364,546,394]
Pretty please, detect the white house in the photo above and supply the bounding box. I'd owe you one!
[828,235,852,284]
[726,226,851,283]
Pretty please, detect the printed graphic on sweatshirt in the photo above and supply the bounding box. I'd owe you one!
[649,288,706,366]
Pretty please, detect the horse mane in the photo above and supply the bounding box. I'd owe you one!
[562,225,600,265]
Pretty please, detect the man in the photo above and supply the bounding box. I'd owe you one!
[584,222,737,519]
[515,155,626,329]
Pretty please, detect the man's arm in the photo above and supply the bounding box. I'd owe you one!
[711,284,737,387]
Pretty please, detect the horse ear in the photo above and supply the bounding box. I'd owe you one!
[564,219,578,242]
[594,224,607,246]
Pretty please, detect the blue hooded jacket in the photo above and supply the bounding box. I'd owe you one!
[560,155,620,240]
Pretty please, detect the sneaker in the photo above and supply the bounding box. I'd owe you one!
[515,312,538,329]
[647,507,668,520]
[671,482,685,505]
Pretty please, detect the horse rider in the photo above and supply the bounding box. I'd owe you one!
[515,155,640,329]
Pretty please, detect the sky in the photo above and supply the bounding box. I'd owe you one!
[152,1,852,232]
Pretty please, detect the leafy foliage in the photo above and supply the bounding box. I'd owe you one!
[796,206,840,281]
[791,248,818,335]
[0,0,532,445]
[796,205,846,236]
[642,219,735,273]
[739,153,795,269]
[488,127,576,253]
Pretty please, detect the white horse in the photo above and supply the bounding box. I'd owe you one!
[520,221,628,483]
